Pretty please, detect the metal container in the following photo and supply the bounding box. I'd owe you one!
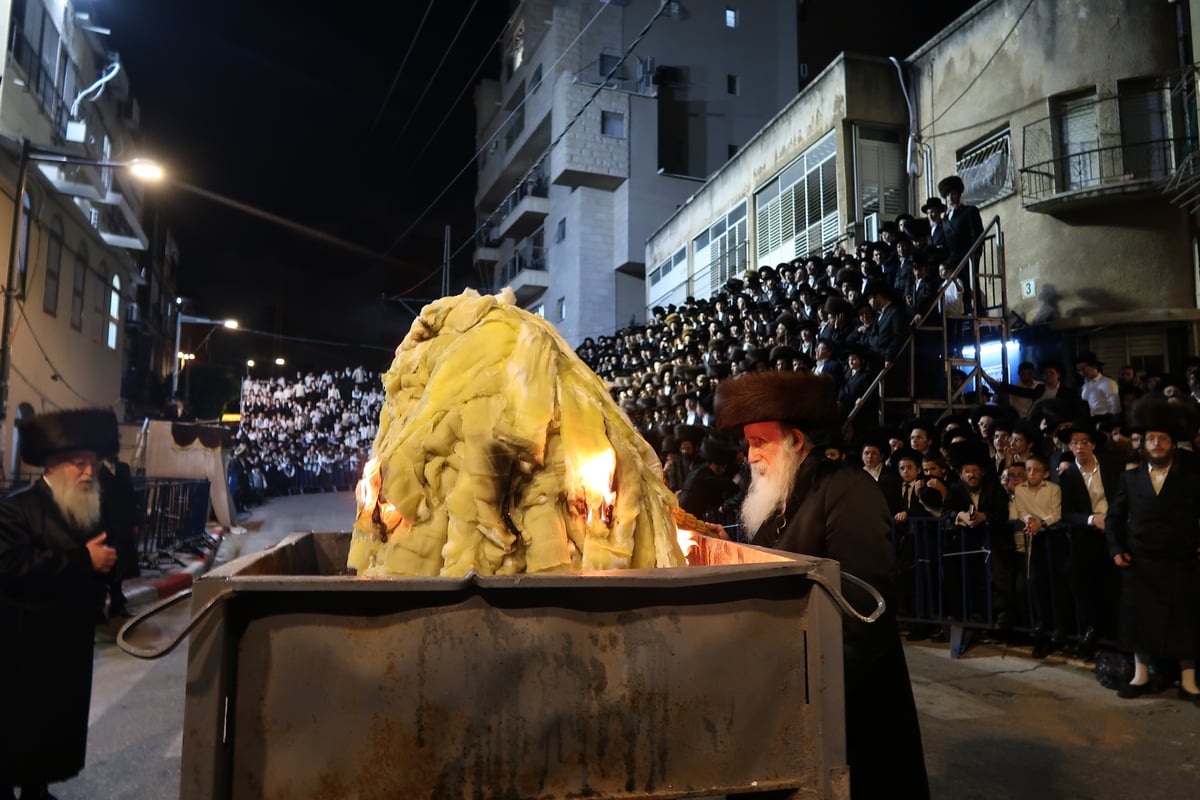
[151,532,852,799]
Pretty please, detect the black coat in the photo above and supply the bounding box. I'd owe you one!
[943,203,985,267]
[1106,460,1200,658]
[0,480,105,785]
[1058,455,1123,528]
[677,464,735,519]
[868,301,908,364]
[750,456,929,799]
[99,460,141,582]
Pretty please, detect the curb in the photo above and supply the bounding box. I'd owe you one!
[124,527,224,609]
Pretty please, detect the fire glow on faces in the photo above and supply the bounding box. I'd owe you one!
[740,421,805,538]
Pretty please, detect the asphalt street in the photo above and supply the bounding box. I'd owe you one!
[47,491,1200,799]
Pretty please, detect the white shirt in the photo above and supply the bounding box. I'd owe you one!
[1010,480,1063,552]
[1148,461,1170,495]
[1080,373,1120,416]
[1076,459,1109,521]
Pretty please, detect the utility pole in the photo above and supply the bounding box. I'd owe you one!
[442,224,451,297]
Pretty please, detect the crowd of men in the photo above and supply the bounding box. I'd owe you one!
[231,366,382,507]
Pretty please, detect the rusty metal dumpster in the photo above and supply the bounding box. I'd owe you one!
[144,532,853,799]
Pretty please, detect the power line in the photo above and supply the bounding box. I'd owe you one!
[363,0,438,142]
[920,0,1037,133]
[392,0,483,145]
[383,0,614,259]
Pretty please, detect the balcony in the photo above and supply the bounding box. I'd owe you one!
[1019,90,1197,214]
[497,244,548,304]
[496,172,549,239]
[472,226,503,268]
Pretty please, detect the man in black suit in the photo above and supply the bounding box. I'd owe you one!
[1056,420,1123,651]
[921,196,949,253]
[864,280,908,370]
[941,440,1014,625]
[938,174,985,271]
[1106,396,1200,704]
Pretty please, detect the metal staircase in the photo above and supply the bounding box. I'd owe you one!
[847,215,1010,429]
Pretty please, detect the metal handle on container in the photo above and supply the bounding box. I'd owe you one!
[116,587,231,659]
[807,569,886,624]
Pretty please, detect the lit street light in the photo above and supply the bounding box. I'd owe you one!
[274,357,286,366]
[0,140,164,420]
[171,313,239,394]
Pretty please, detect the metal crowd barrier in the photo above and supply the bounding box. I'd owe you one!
[890,515,1079,657]
[134,478,213,569]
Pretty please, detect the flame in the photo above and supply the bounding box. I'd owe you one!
[355,456,404,537]
[576,449,616,526]
[676,526,701,565]
[357,456,382,510]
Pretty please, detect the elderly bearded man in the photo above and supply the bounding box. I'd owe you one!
[714,371,928,800]
[0,409,121,800]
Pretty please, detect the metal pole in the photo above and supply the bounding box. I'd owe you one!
[171,307,183,394]
[0,139,31,422]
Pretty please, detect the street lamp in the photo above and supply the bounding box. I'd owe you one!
[274,357,286,366]
[0,140,164,421]
[171,313,239,394]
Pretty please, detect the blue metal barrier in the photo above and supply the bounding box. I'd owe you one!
[135,478,212,568]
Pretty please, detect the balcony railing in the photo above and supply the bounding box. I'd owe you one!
[501,169,549,217]
[1020,138,1188,204]
[499,245,547,287]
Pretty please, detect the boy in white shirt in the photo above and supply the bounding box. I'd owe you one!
[1009,453,1066,657]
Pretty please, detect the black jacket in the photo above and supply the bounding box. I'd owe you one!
[0,480,105,785]
[1058,454,1123,528]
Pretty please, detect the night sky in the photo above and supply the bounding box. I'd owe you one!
[102,0,512,372]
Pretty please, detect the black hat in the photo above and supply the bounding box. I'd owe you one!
[891,446,922,466]
[1126,394,1197,441]
[674,424,704,446]
[659,435,680,456]
[920,197,947,214]
[769,344,799,365]
[862,279,895,300]
[937,175,966,197]
[947,439,992,472]
[697,436,738,467]
[1075,350,1104,369]
[18,408,120,468]
[1053,418,1098,445]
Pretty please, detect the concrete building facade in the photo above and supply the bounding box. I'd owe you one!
[474,0,798,345]
[0,0,159,476]
[646,0,1200,378]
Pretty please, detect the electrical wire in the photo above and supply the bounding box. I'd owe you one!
[920,0,1037,133]
[383,0,613,258]
[392,0,484,146]
[407,30,504,166]
[363,0,438,142]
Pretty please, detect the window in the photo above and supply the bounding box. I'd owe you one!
[16,192,31,296]
[107,274,121,349]
[91,264,106,344]
[754,130,838,267]
[70,243,86,331]
[727,74,739,95]
[955,129,1015,207]
[728,144,739,160]
[601,111,625,138]
[533,304,545,318]
[856,126,905,220]
[725,7,738,28]
[42,216,63,316]
[599,52,622,83]
[1119,78,1171,180]
[694,201,749,294]
[556,297,566,322]
[531,63,543,93]
[554,217,566,243]
[1053,91,1100,191]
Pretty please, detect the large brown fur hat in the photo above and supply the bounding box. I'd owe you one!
[18,408,120,467]
[1126,394,1197,441]
[713,372,838,436]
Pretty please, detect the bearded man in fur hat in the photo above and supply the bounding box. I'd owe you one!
[714,372,928,800]
[0,409,121,800]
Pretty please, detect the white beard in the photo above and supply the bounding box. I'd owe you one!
[739,440,805,540]
[45,472,102,532]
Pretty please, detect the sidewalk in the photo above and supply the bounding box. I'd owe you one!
[120,491,358,610]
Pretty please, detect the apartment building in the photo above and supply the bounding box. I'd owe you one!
[0,0,166,474]
[473,0,798,345]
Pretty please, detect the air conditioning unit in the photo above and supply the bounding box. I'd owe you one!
[636,56,655,94]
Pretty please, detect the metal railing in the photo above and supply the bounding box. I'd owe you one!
[1020,138,1185,203]
[136,478,214,568]
[844,215,1008,429]
[499,244,547,285]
